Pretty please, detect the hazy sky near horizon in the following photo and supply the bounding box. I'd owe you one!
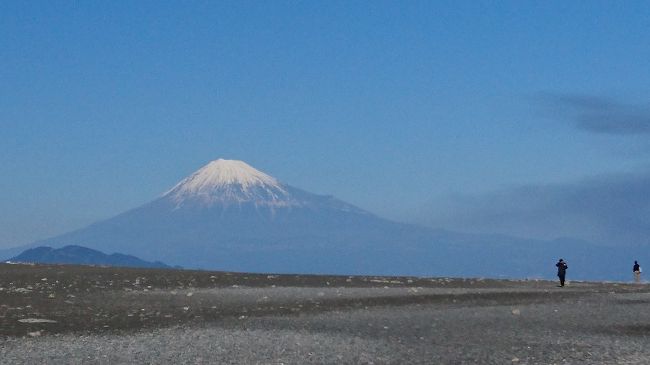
[2,1,650,248]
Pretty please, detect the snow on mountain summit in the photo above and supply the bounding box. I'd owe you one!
[164,159,294,206]
[172,159,281,190]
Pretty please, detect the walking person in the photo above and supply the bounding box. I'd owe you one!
[556,259,568,287]
[633,260,642,283]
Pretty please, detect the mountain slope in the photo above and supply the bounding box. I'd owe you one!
[9,245,171,269]
[33,159,416,272]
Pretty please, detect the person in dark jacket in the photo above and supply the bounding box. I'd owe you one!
[556,259,568,287]
[633,260,641,283]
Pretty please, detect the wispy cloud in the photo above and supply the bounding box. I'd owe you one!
[537,93,650,135]
[417,171,650,247]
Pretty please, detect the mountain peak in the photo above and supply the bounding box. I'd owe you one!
[163,159,292,206]
[181,159,280,189]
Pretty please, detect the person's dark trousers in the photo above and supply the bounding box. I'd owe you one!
[558,274,565,287]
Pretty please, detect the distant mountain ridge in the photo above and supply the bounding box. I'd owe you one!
[10,245,171,269]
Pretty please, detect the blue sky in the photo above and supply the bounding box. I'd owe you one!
[2,1,650,248]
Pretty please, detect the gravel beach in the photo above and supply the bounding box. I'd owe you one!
[1,263,650,364]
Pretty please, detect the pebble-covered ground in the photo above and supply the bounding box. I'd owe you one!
[1,263,650,364]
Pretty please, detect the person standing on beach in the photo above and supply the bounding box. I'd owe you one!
[556,259,568,287]
[633,261,642,283]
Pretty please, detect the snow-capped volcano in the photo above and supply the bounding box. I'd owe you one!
[164,159,296,207]
[27,158,391,272]
[5,158,628,279]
